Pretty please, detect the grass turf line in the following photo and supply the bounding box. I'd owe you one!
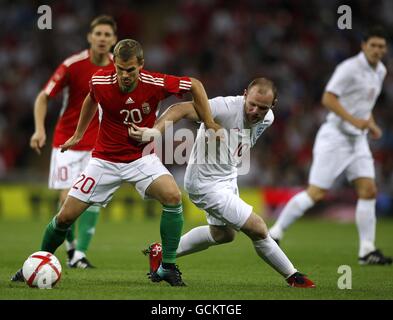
[0,218,392,299]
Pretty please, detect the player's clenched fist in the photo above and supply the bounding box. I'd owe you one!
[30,131,46,155]
[368,122,383,140]
[128,123,161,142]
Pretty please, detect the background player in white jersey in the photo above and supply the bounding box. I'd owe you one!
[269,26,392,265]
[132,78,316,287]
[26,16,117,270]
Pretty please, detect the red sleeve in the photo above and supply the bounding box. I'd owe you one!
[89,79,97,103]
[163,75,192,98]
[43,63,69,97]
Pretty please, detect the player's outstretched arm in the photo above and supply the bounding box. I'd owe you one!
[30,91,49,155]
[322,91,370,130]
[128,102,198,143]
[60,94,97,152]
[189,77,221,132]
[155,102,199,133]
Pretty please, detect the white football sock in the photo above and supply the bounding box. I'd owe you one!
[176,226,217,258]
[64,240,76,251]
[270,191,315,240]
[356,199,376,257]
[70,250,86,264]
[253,235,297,278]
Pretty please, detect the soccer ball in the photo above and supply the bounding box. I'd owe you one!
[22,251,62,289]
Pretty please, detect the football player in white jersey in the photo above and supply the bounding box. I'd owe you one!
[269,26,392,265]
[131,78,316,288]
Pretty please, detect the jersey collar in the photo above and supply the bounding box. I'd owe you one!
[358,51,382,73]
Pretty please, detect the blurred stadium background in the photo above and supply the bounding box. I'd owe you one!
[0,0,393,223]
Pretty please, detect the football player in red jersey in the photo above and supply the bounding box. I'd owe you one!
[28,16,117,270]
[12,39,220,286]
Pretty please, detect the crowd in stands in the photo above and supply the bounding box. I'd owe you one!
[1,0,392,212]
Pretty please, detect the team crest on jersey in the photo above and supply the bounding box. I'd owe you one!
[142,102,151,114]
[256,126,265,137]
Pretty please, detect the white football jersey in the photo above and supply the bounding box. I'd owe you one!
[325,52,386,135]
[184,95,274,194]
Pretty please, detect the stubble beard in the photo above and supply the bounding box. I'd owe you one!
[120,80,136,93]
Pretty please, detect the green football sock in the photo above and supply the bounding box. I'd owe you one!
[160,204,184,264]
[40,216,70,253]
[76,206,100,253]
[65,223,75,243]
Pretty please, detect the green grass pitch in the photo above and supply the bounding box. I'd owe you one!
[0,217,392,300]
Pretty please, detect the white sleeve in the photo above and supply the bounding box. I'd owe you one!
[325,61,354,97]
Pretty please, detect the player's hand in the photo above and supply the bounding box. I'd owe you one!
[205,121,225,141]
[60,135,82,152]
[128,123,161,142]
[368,122,383,140]
[351,118,371,130]
[205,121,222,133]
[30,131,46,155]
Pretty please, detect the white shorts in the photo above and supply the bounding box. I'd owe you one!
[188,179,253,230]
[49,148,91,190]
[309,123,375,189]
[68,154,171,207]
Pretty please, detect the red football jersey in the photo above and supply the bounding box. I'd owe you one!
[89,68,192,162]
[43,49,114,150]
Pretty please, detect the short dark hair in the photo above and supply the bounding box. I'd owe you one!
[113,39,144,64]
[362,25,387,42]
[90,15,117,34]
[247,78,278,107]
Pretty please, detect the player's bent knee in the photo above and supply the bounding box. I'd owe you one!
[216,234,235,244]
[56,213,75,227]
[161,189,182,206]
[354,178,377,199]
[241,213,269,240]
[307,185,326,202]
[210,227,236,243]
[254,227,269,240]
[358,186,377,199]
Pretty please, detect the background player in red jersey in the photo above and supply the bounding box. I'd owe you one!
[11,39,220,286]
[27,15,117,270]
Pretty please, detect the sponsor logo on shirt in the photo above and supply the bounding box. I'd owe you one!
[125,97,134,104]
